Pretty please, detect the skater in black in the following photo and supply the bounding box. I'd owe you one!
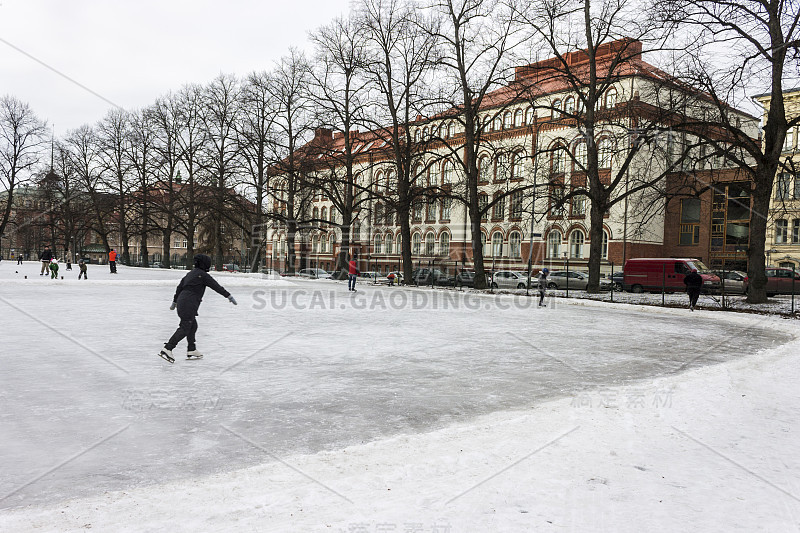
[159,254,237,363]
[537,268,549,307]
[16,254,22,265]
[683,268,703,311]
[78,259,87,280]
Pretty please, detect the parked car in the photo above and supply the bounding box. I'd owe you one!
[386,271,404,285]
[359,271,382,280]
[412,268,454,286]
[712,270,748,295]
[610,271,624,291]
[222,263,240,272]
[546,270,612,291]
[623,258,720,293]
[455,270,476,288]
[297,268,332,279]
[490,270,535,290]
[743,267,800,296]
[149,261,162,268]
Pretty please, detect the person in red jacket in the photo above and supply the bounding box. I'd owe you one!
[348,253,359,291]
[109,249,117,274]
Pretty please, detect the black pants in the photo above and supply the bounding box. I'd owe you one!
[538,289,546,306]
[110,261,117,273]
[17,257,22,264]
[687,288,701,308]
[78,271,87,280]
[165,317,198,351]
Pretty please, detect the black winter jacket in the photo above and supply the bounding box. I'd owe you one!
[173,267,231,318]
[683,272,703,291]
[39,249,53,261]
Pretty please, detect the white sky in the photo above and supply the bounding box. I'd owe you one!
[0,0,353,133]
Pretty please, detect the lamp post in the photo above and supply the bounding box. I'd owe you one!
[563,251,569,298]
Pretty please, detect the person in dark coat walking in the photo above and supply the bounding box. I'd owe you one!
[683,268,703,311]
[78,259,88,280]
[537,268,549,307]
[159,254,237,363]
[39,246,53,275]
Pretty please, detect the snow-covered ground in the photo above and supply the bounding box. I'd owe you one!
[1,261,799,532]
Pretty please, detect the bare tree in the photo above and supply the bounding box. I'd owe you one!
[309,15,373,277]
[96,109,134,263]
[658,0,800,303]
[0,96,47,249]
[127,108,159,267]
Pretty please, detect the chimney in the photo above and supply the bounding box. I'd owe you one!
[314,127,333,140]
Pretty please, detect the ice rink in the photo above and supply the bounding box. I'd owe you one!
[0,260,792,517]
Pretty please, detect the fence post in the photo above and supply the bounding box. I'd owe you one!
[662,264,666,307]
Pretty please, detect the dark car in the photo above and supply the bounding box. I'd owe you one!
[610,271,624,291]
[743,267,800,296]
[455,270,476,288]
[412,268,454,286]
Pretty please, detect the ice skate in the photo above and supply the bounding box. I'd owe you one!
[186,350,204,360]
[158,347,175,364]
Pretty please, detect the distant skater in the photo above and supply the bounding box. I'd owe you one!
[683,268,703,311]
[78,259,87,280]
[348,253,359,291]
[538,268,549,307]
[66,257,72,270]
[39,246,53,276]
[17,254,22,265]
[48,259,59,279]
[109,249,117,274]
[158,254,237,363]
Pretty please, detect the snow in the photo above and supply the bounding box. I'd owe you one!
[1,260,799,532]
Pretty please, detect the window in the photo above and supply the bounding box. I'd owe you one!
[414,129,420,142]
[569,230,585,258]
[776,173,792,200]
[514,110,523,127]
[312,236,318,253]
[547,230,562,258]
[413,200,423,221]
[321,234,328,253]
[480,233,487,253]
[679,198,701,245]
[374,234,383,254]
[784,128,794,152]
[492,232,503,257]
[426,199,436,221]
[572,194,586,216]
[512,153,524,179]
[605,87,617,108]
[574,141,587,171]
[321,207,327,222]
[479,193,489,221]
[565,96,576,115]
[599,138,613,169]
[312,207,319,223]
[510,190,523,219]
[479,157,492,181]
[396,234,402,254]
[550,185,565,217]
[526,107,534,125]
[425,232,435,255]
[504,112,512,129]
[412,232,422,255]
[448,122,455,138]
[386,233,393,254]
[551,145,566,174]
[353,220,361,241]
[776,219,788,244]
[375,204,383,225]
[441,198,452,220]
[422,127,428,140]
[601,230,609,260]
[385,206,393,226]
[552,99,561,119]
[496,154,509,181]
[494,116,502,131]
[793,219,800,244]
[439,232,450,256]
[492,192,505,220]
[443,160,454,184]
[509,231,521,258]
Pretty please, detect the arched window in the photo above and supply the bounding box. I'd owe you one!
[425,231,436,255]
[565,96,576,116]
[494,115,502,131]
[353,220,361,242]
[492,192,505,220]
[312,235,318,253]
[422,127,429,140]
[509,231,521,258]
[448,121,455,138]
[412,232,422,255]
[397,233,403,254]
[313,207,319,224]
[526,107,534,125]
[480,232,487,253]
[321,233,327,253]
[439,232,450,256]
[386,233,393,255]
[479,156,492,181]
[547,230,562,258]
[428,163,438,186]
[569,230,585,258]
[599,138,613,169]
[504,111,512,129]
[512,153,524,179]
[552,99,562,119]
[374,172,383,193]
[374,234,383,254]
[574,141,587,171]
[375,204,383,225]
[492,232,503,257]
[601,230,609,260]
[551,145,566,174]
[321,207,327,222]
[387,170,396,191]
[514,109,524,127]
[478,192,489,221]
[443,160,454,184]
[605,87,617,108]
[330,209,337,225]
[414,129,420,142]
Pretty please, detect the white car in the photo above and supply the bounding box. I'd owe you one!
[490,270,535,290]
[297,268,332,279]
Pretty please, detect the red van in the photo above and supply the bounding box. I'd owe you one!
[623,258,721,293]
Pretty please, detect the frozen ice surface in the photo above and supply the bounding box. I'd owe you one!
[0,261,792,510]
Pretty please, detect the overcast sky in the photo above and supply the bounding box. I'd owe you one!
[0,0,353,133]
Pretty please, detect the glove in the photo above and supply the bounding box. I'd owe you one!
[170,302,177,311]
[228,295,237,305]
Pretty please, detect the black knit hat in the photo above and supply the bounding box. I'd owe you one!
[193,254,212,271]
